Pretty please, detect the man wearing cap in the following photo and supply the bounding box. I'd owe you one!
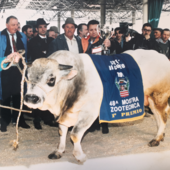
[49,26,59,38]
[47,17,83,56]
[27,18,55,129]
[47,29,56,39]
[153,28,162,42]
[0,15,30,132]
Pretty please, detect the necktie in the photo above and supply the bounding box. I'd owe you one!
[11,34,17,52]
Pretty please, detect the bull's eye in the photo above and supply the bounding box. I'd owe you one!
[47,77,56,87]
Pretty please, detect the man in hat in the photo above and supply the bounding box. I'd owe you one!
[47,17,83,56]
[27,18,55,129]
[47,29,56,39]
[27,18,54,61]
[49,26,59,38]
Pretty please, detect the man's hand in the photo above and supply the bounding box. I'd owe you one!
[6,52,21,63]
[144,34,150,40]
[125,34,131,42]
[103,39,111,48]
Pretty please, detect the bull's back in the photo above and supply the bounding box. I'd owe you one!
[125,49,170,95]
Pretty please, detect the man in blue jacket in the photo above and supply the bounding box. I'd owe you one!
[0,16,30,132]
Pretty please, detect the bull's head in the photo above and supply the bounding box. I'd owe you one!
[24,58,77,109]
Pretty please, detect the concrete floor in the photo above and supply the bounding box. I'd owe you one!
[1,150,170,170]
[1,115,170,169]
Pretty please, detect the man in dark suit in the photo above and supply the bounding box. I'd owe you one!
[28,18,54,62]
[0,16,30,132]
[47,17,83,56]
[27,18,55,129]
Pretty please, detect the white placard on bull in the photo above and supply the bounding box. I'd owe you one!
[24,50,170,162]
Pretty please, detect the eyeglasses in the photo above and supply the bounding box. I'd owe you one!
[143,29,151,32]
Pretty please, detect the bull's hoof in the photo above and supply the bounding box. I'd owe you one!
[148,139,160,147]
[48,151,62,159]
[73,152,87,163]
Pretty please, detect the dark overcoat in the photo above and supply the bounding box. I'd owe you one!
[28,35,54,62]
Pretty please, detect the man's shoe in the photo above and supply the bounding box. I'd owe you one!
[87,126,96,132]
[44,121,58,127]
[33,120,42,130]
[19,121,30,129]
[0,124,7,132]
[101,123,109,134]
[12,122,16,127]
[0,121,7,132]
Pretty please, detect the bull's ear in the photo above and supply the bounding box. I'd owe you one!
[60,69,78,80]
[58,64,73,70]
[59,64,77,80]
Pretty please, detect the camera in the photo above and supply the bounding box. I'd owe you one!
[119,22,138,37]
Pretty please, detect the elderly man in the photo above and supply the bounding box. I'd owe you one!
[0,16,30,132]
[47,17,83,56]
[157,29,170,59]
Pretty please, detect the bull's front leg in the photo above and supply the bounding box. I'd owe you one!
[48,124,68,159]
[70,106,99,163]
[148,97,169,147]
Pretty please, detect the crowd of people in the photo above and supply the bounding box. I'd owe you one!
[0,15,170,134]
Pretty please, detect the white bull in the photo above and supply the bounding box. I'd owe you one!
[24,49,170,162]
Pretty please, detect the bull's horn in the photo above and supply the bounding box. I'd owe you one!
[58,64,73,70]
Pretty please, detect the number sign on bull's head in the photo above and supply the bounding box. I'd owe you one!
[24,57,77,110]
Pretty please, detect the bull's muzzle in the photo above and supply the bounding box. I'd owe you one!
[24,94,41,104]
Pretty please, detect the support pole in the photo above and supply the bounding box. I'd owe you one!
[100,0,106,27]
[110,12,112,25]
[58,12,60,33]
[143,0,148,24]
[132,11,136,29]
[71,10,74,19]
